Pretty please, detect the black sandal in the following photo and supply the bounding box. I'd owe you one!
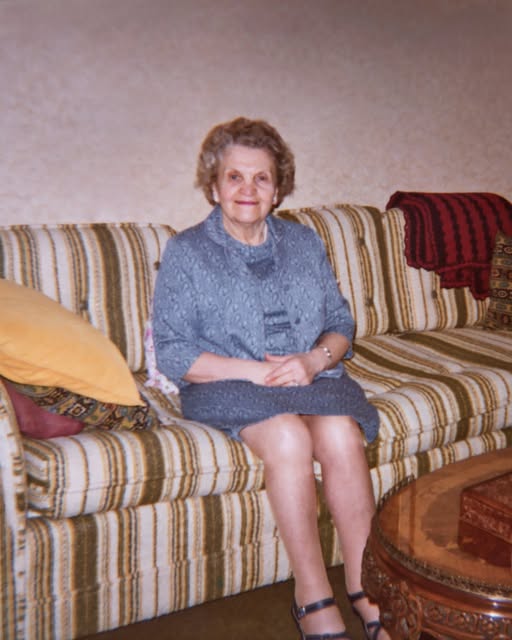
[347,590,384,640]
[291,597,352,639]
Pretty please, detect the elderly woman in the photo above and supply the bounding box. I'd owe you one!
[152,117,388,640]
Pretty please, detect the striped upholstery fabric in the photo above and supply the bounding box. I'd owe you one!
[380,208,489,331]
[348,327,512,469]
[0,223,175,371]
[0,382,26,640]
[2,213,512,639]
[275,205,392,337]
[370,430,512,504]
[22,327,512,520]
[23,492,303,639]
[24,375,265,519]
[21,433,510,640]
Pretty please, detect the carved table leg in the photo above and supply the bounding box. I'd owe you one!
[362,544,423,640]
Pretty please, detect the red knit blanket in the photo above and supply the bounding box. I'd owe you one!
[386,191,512,299]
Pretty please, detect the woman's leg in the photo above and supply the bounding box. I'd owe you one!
[241,414,346,636]
[306,415,390,639]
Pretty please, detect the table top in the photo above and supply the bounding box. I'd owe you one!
[375,448,512,599]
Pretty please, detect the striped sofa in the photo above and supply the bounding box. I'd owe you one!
[1,204,511,640]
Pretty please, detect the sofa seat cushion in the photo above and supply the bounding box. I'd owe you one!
[24,375,265,519]
[24,328,512,520]
[348,327,512,468]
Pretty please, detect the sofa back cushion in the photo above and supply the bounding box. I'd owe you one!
[275,204,392,337]
[380,208,489,331]
[0,223,175,372]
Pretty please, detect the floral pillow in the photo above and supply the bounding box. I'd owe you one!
[484,231,512,330]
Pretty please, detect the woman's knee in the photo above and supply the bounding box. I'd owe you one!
[241,414,313,466]
[309,415,365,464]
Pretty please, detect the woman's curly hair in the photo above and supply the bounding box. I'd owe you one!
[195,117,295,208]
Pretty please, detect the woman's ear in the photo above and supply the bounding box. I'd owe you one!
[272,191,278,205]
[212,186,219,203]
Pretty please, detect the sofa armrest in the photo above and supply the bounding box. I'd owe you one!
[0,379,27,639]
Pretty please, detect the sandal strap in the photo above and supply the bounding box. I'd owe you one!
[291,599,351,639]
[347,590,366,605]
[294,597,337,620]
[347,591,383,640]
[366,619,383,640]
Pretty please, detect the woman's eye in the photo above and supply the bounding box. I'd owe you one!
[256,174,269,183]
[228,173,241,181]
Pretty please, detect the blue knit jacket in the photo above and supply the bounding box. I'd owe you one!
[152,206,355,389]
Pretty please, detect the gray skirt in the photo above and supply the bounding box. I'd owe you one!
[180,374,379,443]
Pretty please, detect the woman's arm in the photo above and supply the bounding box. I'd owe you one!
[184,332,348,387]
[182,330,351,388]
[312,331,351,368]
[183,352,275,385]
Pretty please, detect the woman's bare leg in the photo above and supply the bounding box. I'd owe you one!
[241,414,346,636]
[307,415,390,639]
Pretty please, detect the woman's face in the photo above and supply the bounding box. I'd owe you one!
[213,145,278,240]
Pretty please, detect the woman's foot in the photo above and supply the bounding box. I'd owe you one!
[347,591,390,640]
[292,596,350,638]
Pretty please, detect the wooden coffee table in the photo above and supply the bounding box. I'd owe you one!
[362,448,512,640]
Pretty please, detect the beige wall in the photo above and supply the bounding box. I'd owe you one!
[1,0,511,229]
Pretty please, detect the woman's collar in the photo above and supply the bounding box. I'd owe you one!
[203,205,285,248]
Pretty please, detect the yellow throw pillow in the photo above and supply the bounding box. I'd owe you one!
[0,279,142,405]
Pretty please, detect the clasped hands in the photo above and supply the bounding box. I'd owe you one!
[260,351,325,388]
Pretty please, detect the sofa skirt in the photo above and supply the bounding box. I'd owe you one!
[20,431,512,640]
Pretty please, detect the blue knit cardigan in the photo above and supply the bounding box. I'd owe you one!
[152,206,355,389]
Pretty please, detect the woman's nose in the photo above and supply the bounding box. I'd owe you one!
[240,180,256,193]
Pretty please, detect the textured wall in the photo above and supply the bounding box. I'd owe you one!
[1,0,511,229]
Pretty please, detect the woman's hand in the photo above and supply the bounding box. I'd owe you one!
[245,359,284,386]
[263,350,327,387]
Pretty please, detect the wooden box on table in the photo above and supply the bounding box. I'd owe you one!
[458,471,512,567]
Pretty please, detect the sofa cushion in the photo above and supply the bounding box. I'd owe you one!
[379,208,488,331]
[23,374,266,519]
[0,279,141,405]
[348,327,512,468]
[0,222,175,372]
[275,204,392,337]
[24,327,512,519]
[484,231,512,330]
